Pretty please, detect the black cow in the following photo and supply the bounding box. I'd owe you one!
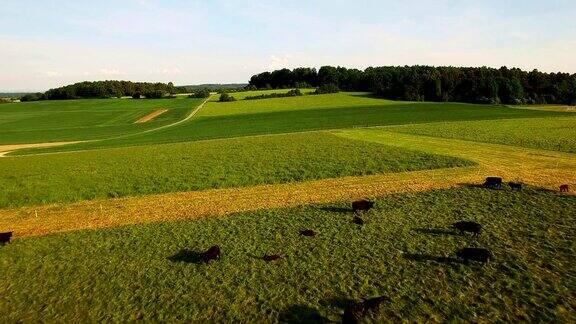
[352,199,374,213]
[300,229,317,237]
[352,216,364,226]
[560,184,569,192]
[508,182,523,190]
[342,296,387,324]
[263,254,282,262]
[201,245,221,263]
[483,177,503,189]
[456,248,490,264]
[0,231,12,245]
[452,221,482,236]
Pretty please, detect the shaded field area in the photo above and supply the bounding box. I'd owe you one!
[0,132,471,208]
[0,187,574,322]
[18,94,570,154]
[0,98,203,144]
[384,116,576,153]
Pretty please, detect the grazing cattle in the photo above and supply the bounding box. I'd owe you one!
[263,254,282,262]
[201,245,221,263]
[300,229,316,237]
[560,184,569,192]
[352,199,374,213]
[452,221,482,236]
[0,231,12,245]
[352,216,364,226]
[508,182,522,190]
[483,177,503,189]
[342,296,386,324]
[456,248,490,264]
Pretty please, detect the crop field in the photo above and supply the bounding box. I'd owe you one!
[1,187,574,322]
[0,90,575,322]
[0,97,203,145]
[384,116,576,153]
[13,92,570,155]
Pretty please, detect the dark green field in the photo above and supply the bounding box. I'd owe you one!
[0,132,471,208]
[12,93,569,155]
[0,98,203,145]
[1,187,574,322]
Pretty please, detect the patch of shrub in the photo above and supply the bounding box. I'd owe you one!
[20,93,46,102]
[314,83,339,94]
[244,89,303,100]
[218,93,237,102]
[189,89,210,98]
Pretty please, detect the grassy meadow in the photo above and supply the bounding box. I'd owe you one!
[0,132,472,208]
[13,92,571,155]
[0,97,203,144]
[1,90,575,322]
[1,187,574,322]
[385,116,576,153]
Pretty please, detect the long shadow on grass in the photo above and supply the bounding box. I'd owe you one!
[319,206,351,213]
[278,305,329,323]
[168,249,204,264]
[413,228,459,236]
[403,253,463,265]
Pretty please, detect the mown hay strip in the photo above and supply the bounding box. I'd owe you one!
[0,141,79,157]
[1,132,575,238]
[135,109,168,123]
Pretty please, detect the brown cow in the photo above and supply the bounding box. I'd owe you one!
[201,245,221,263]
[300,229,317,237]
[0,231,12,245]
[560,184,569,192]
[342,296,387,324]
[352,199,374,213]
[456,248,491,264]
[263,254,282,262]
[452,221,482,236]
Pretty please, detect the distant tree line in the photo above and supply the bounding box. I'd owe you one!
[21,81,178,101]
[249,66,576,105]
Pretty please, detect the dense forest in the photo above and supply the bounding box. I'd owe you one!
[21,81,178,101]
[249,66,576,105]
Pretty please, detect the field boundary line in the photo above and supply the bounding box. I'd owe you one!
[0,96,211,157]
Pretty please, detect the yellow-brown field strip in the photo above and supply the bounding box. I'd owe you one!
[1,131,575,238]
[0,141,79,157]
[135,109,168,123]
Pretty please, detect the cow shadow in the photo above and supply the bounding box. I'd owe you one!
[414,227,459,236]
[457,183,485,189]
[319,206,351,213]
[403,253,463,265]
[320,296,355,309]
[278,305,329,323]
[168,249,204,264]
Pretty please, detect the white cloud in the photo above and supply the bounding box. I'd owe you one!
[266,54,294,70]
[42,71,62,78]
[154,68,183,75]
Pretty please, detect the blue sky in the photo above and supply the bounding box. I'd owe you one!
[1,0,575,91]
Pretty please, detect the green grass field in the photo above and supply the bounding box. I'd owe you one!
[0,98,203,144]
[0,132,472,208]
[13,93,570,155]
[384,116,576,153]
[1,187,574,322]
[1,91,575,322]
